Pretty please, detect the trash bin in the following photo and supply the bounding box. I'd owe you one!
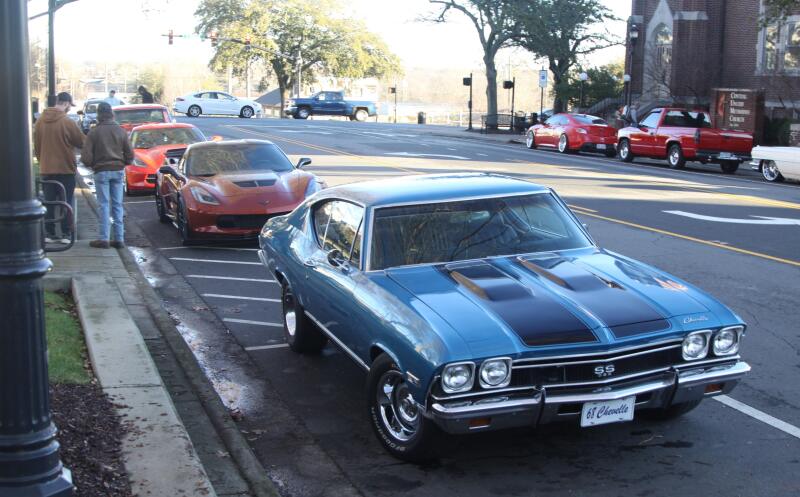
[514,114,528,131]
[417,111,426,124]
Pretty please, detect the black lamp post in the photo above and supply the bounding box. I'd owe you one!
[0,1,73,496]
[625,22,640,106]
[463,74,473,130]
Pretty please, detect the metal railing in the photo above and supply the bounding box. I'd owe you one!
[36,179,75,252]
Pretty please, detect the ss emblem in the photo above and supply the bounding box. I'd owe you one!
[594,364,615,377]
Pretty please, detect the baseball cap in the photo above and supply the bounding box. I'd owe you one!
[56,91,75,107]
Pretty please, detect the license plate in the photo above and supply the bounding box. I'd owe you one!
[580,396,635,427]
[596,144,606,150]
[719,152,733,159]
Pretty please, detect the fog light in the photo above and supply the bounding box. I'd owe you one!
[682,331,711,360]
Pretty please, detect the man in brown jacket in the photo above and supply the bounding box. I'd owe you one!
[33,91,84,243]
[81,102,133,248]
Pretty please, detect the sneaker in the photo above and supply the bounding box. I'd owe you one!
[89,240,110,249]
[44,237,56,244]
[110,241,125,249]
[58,238,71,244]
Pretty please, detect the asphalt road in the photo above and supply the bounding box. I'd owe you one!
[123,116,800,497]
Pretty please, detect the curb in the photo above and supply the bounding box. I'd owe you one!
[79,179,280,497]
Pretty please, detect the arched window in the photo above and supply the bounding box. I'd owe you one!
[653,23,673,67]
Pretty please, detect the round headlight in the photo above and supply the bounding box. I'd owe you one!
[441,363,473,393]
[682,331,710,360]
[479,359,511,388]
[713,327,740,355]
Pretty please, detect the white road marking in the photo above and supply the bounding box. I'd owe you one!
[664,210,800,225]
[477,153,489,156]
[203,293,280,303]
[272,129,333,135]
[187,275,276,283]
[170,257,261,265]
[361,131,418,138]
[245,343,289,351]
[714,395,800,440]
[160,246,259,252]
[223,318,283,327]
[124,200,155,204]
[384,152,470,160]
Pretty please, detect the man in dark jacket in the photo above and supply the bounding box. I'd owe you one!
[81,102,133,248]
[34,91,85,244]
[138,85,154,104]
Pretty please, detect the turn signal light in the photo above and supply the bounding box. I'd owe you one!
[469,417,491,430]
[705,383,723,394]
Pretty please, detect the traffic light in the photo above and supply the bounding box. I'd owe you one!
[389,87,396,94]
[503,80,514,89]
[168,29,173,45]
[210,31,218,47]
[245,37,251,50]
[463,76,472,86]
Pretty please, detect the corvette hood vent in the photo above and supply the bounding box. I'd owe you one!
[234,179,277,188]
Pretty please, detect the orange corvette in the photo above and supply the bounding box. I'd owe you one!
[155,139,325,243]
[126,123,213,194]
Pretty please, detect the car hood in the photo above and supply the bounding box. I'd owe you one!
[383,249,733,355]
[134,144,188,169]
[193,170,310,198]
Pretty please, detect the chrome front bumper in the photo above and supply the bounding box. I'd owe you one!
[427,360,750,434]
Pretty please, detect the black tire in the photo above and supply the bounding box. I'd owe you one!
[640,399,702,421]
[354,109,369,122]
[177,197,195,246]
[367,354,444,463]
[667,143,686,169]
[557,134,570,154]
[618,139,634,162]
[281,282,327,353]
[761,160,785,182]
[240,106,254,118]
[525,131,537,149]
[296,107,311,119]
[187,105,201,118]
[720,161,740,174]
[155,191,170,223]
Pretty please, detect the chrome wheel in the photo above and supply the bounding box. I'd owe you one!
[558,134,568,153]
[376,371,419,442]
[297,108,310,119]
[188,105,201,117]
[354,109,368,122]
[669,148,680,166]
[241,106,254,118]
[284,297,297,337]
[526,131,535,149]
[762,160,783,182]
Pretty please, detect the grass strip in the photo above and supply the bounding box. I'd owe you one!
[45,290,91,384]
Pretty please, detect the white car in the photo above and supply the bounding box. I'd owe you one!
[173,91,262,118]
[750,145,800,182]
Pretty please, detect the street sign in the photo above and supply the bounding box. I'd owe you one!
[539,70,548,88]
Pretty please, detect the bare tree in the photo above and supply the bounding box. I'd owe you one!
[426,1,519,125]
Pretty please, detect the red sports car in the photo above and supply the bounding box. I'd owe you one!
[525,113,617,157]
[126,123,212,194]
[155,139,325,244]
[113,104,173,133]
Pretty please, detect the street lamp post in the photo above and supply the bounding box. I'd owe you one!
[625,22,640,106]
[463,74,473,131]
[0,1,73,496]
[579,71,588,110]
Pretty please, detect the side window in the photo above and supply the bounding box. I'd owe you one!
[317,93,327,101]
[313,200,365,266]
[639,112,661,128]
[329,92,343,102]
[544,116,557,126]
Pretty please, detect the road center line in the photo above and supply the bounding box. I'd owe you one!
[170,257,261,265]
[187,275,276,283]
[245,343,289,351]
[203,293,280,303]
[713,395,800,440]
[223,318,283,327]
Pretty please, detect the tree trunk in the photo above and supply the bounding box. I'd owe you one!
[484,52,499,127]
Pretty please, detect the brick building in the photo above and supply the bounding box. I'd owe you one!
[625,0,800,129]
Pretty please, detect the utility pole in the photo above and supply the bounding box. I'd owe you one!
[0,1,73,496]
[47,0,56,105]
[510,77,516,123]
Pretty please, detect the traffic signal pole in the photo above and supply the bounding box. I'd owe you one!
[0,1,73,496]
[47,0,56,106]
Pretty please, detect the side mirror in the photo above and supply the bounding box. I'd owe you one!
[296,157,312,168]
[77,110,84,116]
[159,165,177,176]
[209,135,223,142]
[327,248,347,268]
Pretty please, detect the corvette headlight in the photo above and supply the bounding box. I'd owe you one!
[132,157,148,167]
[713,326,742,356]
[682,330,711,360]
[190,186,220,205]
[441,362,474,393]
[479,358,511,388]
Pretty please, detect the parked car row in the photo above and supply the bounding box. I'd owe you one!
[527,108,754,175]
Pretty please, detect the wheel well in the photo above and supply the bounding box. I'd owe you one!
[369,345,387,363]
[354,107,368,114]
[274,271,285,285]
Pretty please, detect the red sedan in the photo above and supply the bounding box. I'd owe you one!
[113,104,172,133]
[525,113,617,157]
[155,139,325,244]
[126,123,212,194]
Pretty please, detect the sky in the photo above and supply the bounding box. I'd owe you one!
[27,0,630,70]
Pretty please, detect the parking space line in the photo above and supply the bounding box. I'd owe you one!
[203,293,280,303]
[714,395,800,440]
[161,246,259,252]
[187,275,276,283]
[245,344,289,351]
[223,318,282,327]
[170,257,261,265]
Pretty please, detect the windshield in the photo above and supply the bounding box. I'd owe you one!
[84,102,101,114]
[186,143,294,176]
[114,109,167,125]
[573,115,607,125]
[131,128,205,149]
[370,193,592,270]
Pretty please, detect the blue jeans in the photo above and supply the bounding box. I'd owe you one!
[94,170,125,241]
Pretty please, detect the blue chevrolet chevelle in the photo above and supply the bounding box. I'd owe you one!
[257,173,750,462]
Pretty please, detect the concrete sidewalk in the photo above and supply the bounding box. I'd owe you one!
[45,184,278,497]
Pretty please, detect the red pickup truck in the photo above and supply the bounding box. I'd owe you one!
[616,107,753,174]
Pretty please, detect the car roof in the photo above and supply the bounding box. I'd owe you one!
[321,173,551,208]
[113,104,169,111]
[131,122,197,132]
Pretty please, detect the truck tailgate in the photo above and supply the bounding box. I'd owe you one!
[699,130,753,154]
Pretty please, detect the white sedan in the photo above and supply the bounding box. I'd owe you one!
[173,91,262,118]
[750,145,800,182]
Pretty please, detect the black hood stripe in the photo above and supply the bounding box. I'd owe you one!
[518,255,670,338]
[443,262,598,347]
